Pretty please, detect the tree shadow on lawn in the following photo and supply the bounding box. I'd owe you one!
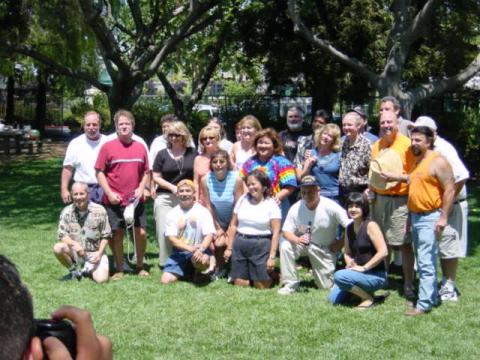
[0,159,63,228]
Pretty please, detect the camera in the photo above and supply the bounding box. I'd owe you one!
[34,319,76,358]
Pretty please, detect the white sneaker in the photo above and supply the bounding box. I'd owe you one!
[278,284,298,295]
[439,282,458,302]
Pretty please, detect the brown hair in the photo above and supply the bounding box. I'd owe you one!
[114,109,135,128]
[254,128,283,155]
[314,123,341,152]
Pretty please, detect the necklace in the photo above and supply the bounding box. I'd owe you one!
[168,148,185,175]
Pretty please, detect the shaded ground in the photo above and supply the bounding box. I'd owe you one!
[0,140,67,165]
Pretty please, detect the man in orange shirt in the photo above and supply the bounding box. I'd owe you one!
[369,111,416,298]
[404,126,454,316]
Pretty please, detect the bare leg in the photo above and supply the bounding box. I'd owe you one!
[254,280,272,289]
[350,285,374,308]
[134,227,147,269]
[109,229,124,274]
[160,272,179,284]
[53,243,73,268]
[440,258,458,282]
[234,278,250,287]
[400,243,415,290]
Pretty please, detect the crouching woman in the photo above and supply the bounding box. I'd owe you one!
[328,192,388,309]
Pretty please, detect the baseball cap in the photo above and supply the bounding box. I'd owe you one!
[300,175,319,187]
[410,116,438,131]
[346,106,367,120]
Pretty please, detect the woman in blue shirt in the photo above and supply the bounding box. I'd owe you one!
[296,123,342,202]
[201,150,243,276]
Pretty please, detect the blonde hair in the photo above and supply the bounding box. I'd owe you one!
[237,115,262,132]
[198,126,220,153]
[314,123,341,152]
[166,121,193,149]
[114,109,135,128]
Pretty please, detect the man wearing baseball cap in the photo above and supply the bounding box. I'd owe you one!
[409,116,470,302]
[278,175,351,295]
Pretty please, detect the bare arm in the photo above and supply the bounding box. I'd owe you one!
[434,156,455,235]
[295,156,316,180]
[343,231,356,268]
[167,235,196,253]
[193,156,202,197]
[60,166,74,203]
[267,218,281,271]
[234,177,244,203]
[152,171,177,193]
[283,230,310,246]
[274,186,295,204]
[224,213,238,261]
[134,172,149,199]
[356,221,388,272]
[96,170,121,205]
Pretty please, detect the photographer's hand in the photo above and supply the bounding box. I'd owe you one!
[42,306,112,360]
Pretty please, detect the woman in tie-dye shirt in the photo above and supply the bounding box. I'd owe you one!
[240,128,297,219]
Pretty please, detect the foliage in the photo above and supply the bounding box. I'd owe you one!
[1,158,480,359]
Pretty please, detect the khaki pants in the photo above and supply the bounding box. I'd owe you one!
[154,192,179,266]
[280,241,336,289]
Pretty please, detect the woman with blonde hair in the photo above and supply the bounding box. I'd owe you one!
[194,126,221,205]
[296,123,342,202]
[152,121,197,266]
[230,115,262,170]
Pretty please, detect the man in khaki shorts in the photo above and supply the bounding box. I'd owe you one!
[368,111,416,298]
[53,182,111,283]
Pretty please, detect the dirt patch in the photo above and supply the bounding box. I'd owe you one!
[0,140,67,164]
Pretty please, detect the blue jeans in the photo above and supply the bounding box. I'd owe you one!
[328,269,387,304]
[411,210,440,312]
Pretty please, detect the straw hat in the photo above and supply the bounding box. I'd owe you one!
[369,148,403,190]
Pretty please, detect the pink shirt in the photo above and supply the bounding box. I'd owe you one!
[194,154,211,205]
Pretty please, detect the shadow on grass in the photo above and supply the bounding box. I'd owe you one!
[0,158,63,227]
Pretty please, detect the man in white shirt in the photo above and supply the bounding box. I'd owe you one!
[278,175,351,294]
[61,111,107,204]
[409,116,470,302]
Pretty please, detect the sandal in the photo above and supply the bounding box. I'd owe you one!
[356,299,377,311]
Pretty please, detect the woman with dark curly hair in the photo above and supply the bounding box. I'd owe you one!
[225,170,281,289]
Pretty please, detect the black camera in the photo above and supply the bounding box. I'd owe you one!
[34,319,77,358]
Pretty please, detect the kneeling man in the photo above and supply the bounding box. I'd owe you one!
[278,175,351,294]
[54,182,111,283]
[161,180,216,284]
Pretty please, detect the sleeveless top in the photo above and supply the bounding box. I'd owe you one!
[347,220,385,272]
[206,171,237,230]
[407,151,442,213]
[235,146,254,170]
[310,149,340,198]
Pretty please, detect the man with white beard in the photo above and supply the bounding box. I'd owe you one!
[279,106,311,163]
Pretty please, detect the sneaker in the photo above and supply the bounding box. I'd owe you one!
[277,284,298,295]
[439,282,458,302]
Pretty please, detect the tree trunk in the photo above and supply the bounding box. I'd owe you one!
[107,77,143,127]
[35,68,47,135]
[5,75,15,123]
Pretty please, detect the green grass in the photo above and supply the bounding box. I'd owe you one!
[1,158,480,359]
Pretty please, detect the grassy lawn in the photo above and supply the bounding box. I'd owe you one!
[1,157,479,359]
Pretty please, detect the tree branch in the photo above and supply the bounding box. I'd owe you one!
[127,0,146,35]
[144,0,220,77]
[287,0,378,85]
[9,44,109,92]
[77,0,129,72]
[408,53,480,102]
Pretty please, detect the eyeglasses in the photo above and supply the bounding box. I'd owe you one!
[168,133,183,138]
[201,136,216,141]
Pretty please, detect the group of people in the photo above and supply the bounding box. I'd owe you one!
[55,96,469,316]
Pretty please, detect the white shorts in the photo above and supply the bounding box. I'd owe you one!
[82,254,109,274]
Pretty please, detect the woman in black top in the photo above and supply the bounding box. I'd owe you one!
[152,121,197,266]
[328,192,388,309]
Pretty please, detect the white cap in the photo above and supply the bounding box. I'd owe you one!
[412,116,438,131]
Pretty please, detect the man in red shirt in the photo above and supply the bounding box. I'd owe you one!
[95,110,150,280]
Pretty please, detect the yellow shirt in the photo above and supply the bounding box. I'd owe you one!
[408,151,443,213]
[371,133,415,196]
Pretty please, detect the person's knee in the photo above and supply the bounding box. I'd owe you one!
[53,242,68,255]
[92,271,109,284]
[97,334,113,358]
[333,269,352,287]
[160,272,178,284]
